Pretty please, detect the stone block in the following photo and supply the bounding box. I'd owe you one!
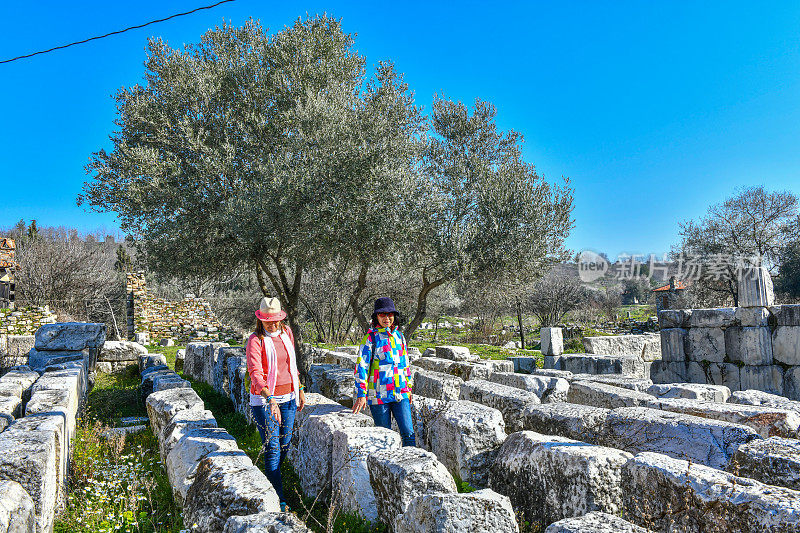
[0,381,23,399]
[213,346,245,396]
[521,403,609,443]
[489,431,632,527]
[99,340,147,362]
[331,426,402,522]
[0,397,21,428]
[223,512,310,532]
[649,397,800,439]
[409,396,448,451]
[366,447,456,532]
[153,376,191,393]
[34,322,105,351]
[559,354,645,377]
[412,369,463,401]
[227,357,249,418]
[0,416,59,533]
[583,334,661,361]
[95,362,112,373]
[660,328,688,362]
[735,307,771,327]
[460,379,540,432]
[647,382,731,402]
[288,394,346,462]
[738,266,775,307]
[739,365,783,395]
[489,372,569,402]
[725,326,773,365]
[544,354,562,370]
[706,362,742,391]
[184,342,228,386]
[308,363,337,393]
[508,356,539,373]
[428,400,506,487]
[397,489,518,533]
[772,326,800,365]
[729,436,800,490]
[321,367,355,407]
[545,511,648,533]
[729,389,800,413]
[166,426,240,504]
[483,359,515,373]
[140,368,178,399]
[567,381,654,409]
[658,309,692,329]
[770,304,800,326]
[295,411,373,499]
[183,452,280,532]
[622,451,800,532]
[145,387,205,441]
[686,327,726,363]
[600,407,760,469]
[0,368,38,393]
[159,408,218,462]
[160,338,175,347]
[139,354,167,374]
[541,327,564,356]
[689,308,738,328]
[27,348,87,372]
[6,335,34,357]
[786,367,800,401]
[569,374,653,392]
[435,345,479,362]
[175,349,185,373]
[0,479,36,533]
[533,368,573,379]
[649,360,685,384]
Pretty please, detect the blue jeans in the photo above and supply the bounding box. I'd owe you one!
[251,399,297,503]
[369,398,416,447]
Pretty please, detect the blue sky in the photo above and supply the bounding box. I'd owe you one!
[1,1,799,260]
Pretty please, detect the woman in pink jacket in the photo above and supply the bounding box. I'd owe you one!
[246,297,305,512]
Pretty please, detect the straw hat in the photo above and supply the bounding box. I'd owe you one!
[255,297,287,322]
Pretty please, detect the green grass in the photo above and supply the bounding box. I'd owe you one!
[54,367,182,532]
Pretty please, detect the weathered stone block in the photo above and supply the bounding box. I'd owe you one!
[140,368,178,399]
[227,357,249,418]
[308,363,337,393]
[706,362,742,391]
[658,309,692,329]
[134,332,149,345]
[686,327,726,363]
[99,340,147,362]
[738,266,775,308]
[622,451,800,532]
[0,397,21,429]
[27,348,87,372]
[295,411,373,499]
[533,368,573,379]
[739,365,784,395]
[647,382,731,402]
[544,354,562,370]
[600,407,760,469]
[569,374,652,392]
[6,335,34,357]
[331,426,401,522]
[0,368,38,394]
[660,328,687,362]
[166,427,240,504]
[736,307,771,327]
[34,322,105,352]
[725,326,773,365]
[0,381,23,399]
[508,356,539,373]
[139,353,167,373]
[366,447,456,532]
[397,489,518,533]
[412,369,463,401]
[183,342,228,386]
[583,334,661,362]
[689,308,737,328]
[567,381,654,409]
[786,367,800,401]
[223,511,310,533]
[489,431,631,527]
[183,452,280,532]
[159,408,218,462]
[489,372,569,402]
[460,379,540,432]
[771,304,800,326]
[429,400,506,487]
[0,479,36,533]
[409,396,448,451]
[729,437,800,490]
[153,376,191,393]
[435,345,479,362]
[521,403,609,443]
[541,327,564,356]
[772,326,800,366]
[545,511,648,533]
[0,416,59,533]
[483,359,515,373]
[145,387,205,441]
[559,354,645,377]
[321,367,355,407]
[650,397,800,438]
[213,346,245,396]
[649,360,685,384]
[729,389,800,412]
[288,394,346,462]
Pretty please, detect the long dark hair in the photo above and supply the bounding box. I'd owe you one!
[254,320,287,340]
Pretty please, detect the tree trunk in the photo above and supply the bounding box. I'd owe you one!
[516,299,525,349]
[405,271,447,339]
[348,261,370,334]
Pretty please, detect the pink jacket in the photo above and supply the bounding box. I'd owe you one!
[245,327,300,397]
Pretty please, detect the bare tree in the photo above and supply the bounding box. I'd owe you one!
[526,268,586,327]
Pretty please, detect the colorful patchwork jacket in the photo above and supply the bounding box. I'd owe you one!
[354,326,412,405]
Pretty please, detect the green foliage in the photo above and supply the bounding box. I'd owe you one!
[453,474,477,493]
[563,337,585,354]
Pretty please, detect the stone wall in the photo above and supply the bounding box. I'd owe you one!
[126,272,238,344]
[0,306,57,337]
[653,268,800,400]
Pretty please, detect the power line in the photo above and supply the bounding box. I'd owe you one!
[0,0,236,65]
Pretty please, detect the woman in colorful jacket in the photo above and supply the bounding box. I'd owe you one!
[246,297,305,512]
[352,297,415,446]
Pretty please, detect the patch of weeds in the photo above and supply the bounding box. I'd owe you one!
[563,337,585,354]
[452,474,476,493]
[144,344,183,370]
[86,367,143,425]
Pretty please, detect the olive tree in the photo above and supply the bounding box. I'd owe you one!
[81,16,424,376]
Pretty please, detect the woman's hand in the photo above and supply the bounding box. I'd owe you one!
[298,389,306,412]
[269,399,281,425]
[352,396,367,414]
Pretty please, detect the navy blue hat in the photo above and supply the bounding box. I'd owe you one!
[372,297,398,321]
